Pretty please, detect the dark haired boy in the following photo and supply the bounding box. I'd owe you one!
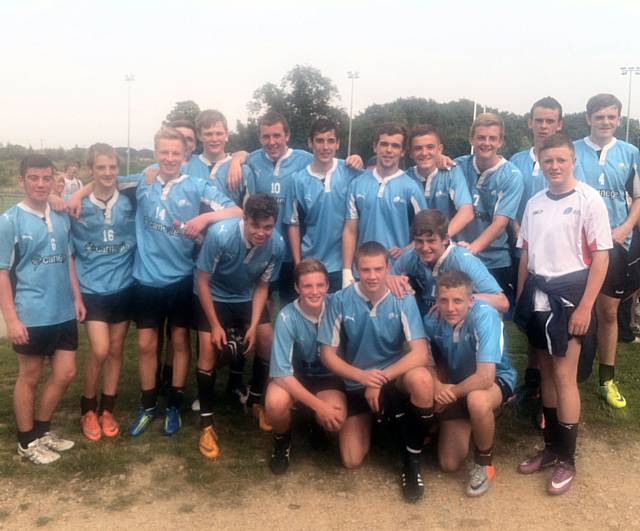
[195,193,285,458]
[574,93,640,408]
[284,118,361,292]
[388,209,508,316]
[319,241,434,502]
[0,155,85,463]
[342,123,427,285]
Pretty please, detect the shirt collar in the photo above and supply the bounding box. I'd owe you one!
[307,158,338,181]
[88,189,119,224]
[17,201,53,232]
[238,219,252,249]
[294,298,325,324]
[432,244,455,276]
[584,136,617,152]
[372,168,403,184]
[411,166,438,183]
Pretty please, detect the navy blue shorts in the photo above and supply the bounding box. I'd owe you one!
[14,319,78,356]
[83,285,135,323]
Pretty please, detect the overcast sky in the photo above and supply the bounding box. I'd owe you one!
[1,0,638,149]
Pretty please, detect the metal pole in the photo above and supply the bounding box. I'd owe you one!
[347,71,359,157]
[621,66,640,143]
[626,71,633,143]
[471,101,478,155]
[125,74,135,175]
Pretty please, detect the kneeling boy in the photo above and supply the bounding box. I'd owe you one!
[266,258,347,474]
[424,271,516,496]
[319,241,434,502]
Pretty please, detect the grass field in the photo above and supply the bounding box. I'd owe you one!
[0,322,638,493]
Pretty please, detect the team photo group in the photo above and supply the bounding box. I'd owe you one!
[1,91,638,503]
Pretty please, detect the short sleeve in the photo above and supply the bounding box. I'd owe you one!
[196,226,220,273]
[269,311,295,378]
[346,180,359,220]
[585,191,614,251]
[318,292,342,347]
[449,166,473,208]
[117,172,144,190]
[201,179,235,210]
[408,180,427,213]
[516,201,530,249]
[494,167,524,220]
[260,234,285,283]
[0,212,17,270]
[391,250,411,275]
[400,295,426,341]
[475,305,503,364]
[454,249,502,294]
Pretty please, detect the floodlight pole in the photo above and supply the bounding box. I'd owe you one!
[125,74,136,175]
[621,67,640,143]
[347,71,359,157]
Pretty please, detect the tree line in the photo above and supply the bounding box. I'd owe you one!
[2,64,638,189]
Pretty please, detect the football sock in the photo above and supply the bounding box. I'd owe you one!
[99,393,117,414]
[81,395,98,415]
[599,363,614,385]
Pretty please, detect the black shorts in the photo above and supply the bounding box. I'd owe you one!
[193,296,270,332]
[601,244,628,299]
[437,378,513,421]
[134,276,193,329]
[489,265,516,307]
[14,319,78,356]
[525,309,579,356]
[83,285,135,323]
[346,380,407,418]
[625,228,640,299]
[327,271,342,294]
[269,261,295,305]
[297,373,345,395]
[601,243,640,299]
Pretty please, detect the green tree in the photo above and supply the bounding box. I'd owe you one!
[165,100,201,126]
[248,65,349,150]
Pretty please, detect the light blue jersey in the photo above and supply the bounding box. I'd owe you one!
[118,173,235,287]
[270,297,334,379]
[196,217,285,303]
[406,165,472,222]
[185,154,254,207]
[574,137,640,250]
[70,191,136,295]
[392,244,502,315]
[284,159,359,273]
[455,155,524,269]
[423,301,517,391]
[0,203,75,327]
[510,148,547,224]
[247,148,314,263]
[346,169,427,252]
[318,284,426,390]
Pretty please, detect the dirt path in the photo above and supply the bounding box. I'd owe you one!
[0,428,638,530]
